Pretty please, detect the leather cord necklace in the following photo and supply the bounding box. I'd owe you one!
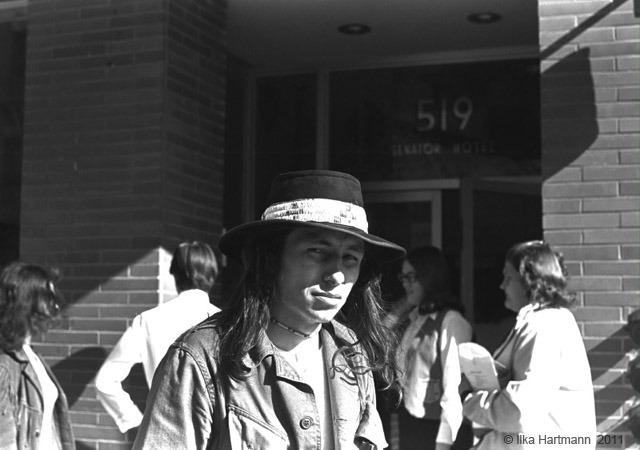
[270,317,314,339]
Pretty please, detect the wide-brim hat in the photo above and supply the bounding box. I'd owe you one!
[219,170,406,263]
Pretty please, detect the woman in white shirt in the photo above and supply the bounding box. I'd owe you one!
[397,246,473,450]
[462,241,596,449]
[0,261,75,450]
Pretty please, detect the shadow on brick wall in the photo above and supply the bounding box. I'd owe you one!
[51,346,148,448]
[541,0,629,181]
[52,347,147,411]
[541,48,598,181]
[589,325,637,441]
[51,347,106,407]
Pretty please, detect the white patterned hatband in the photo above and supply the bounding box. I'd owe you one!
[261,198,369,233]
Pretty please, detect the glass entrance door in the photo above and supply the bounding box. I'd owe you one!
[362,184,443,303]
[364,190,441,250]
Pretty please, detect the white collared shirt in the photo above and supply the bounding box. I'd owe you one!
[95,289,220,432]
[399,308,473,445]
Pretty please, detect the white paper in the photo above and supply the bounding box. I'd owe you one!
[458,342,499,390]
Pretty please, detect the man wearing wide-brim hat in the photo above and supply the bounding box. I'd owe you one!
[134,170,406,450]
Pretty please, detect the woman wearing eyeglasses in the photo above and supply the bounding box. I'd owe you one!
[396,246,473,450]
[0,261,75,450]
[461,241,596,449]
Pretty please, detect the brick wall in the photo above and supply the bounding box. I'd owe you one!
[539,0,639,448]
[20,0,227,448]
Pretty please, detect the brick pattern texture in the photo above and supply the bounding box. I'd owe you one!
[20,0,226,447]
[540,0,639,448]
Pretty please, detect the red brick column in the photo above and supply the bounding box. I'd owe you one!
[540,0,639,447]
[20,0,226,446]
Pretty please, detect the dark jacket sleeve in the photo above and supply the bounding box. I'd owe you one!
[133,343,215,450]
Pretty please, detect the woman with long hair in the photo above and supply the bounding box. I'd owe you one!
[462,241,596,449]
[0,261,75,450]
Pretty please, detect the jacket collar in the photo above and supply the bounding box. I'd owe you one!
[2,346,30,365]
[2,346,45,404]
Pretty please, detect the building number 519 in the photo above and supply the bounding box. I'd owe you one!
[416,96,474,132]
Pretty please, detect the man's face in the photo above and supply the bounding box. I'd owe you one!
[273,227,365,333]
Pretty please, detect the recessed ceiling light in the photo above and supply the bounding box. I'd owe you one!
[337,23,371,35]
[467,12,502,24]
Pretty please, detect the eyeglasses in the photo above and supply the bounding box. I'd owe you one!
[397,272,418,283]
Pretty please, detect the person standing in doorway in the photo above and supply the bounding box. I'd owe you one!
[396,246,473,450]
[95,241,220,433]
[133,170,406,449]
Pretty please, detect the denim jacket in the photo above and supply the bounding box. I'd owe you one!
[133,319,387,449]
[0,348,75,450]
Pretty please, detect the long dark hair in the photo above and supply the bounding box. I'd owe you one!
[405,246,465,314]
[214,228,400,391]
[0,261,64,351]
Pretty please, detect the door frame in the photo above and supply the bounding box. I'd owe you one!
[361,178,475,319]
[361,179,458,249]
